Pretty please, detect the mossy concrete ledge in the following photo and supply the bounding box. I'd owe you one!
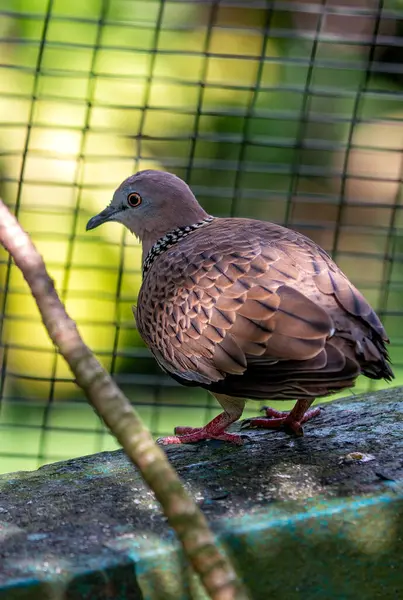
[1,389,403,600]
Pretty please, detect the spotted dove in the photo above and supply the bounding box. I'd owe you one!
[86,170,393,445]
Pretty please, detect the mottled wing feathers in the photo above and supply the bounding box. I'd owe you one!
[138,220,330,384]
[314,268,387,339]
[274,231,388,341]
[271,227,393,381]
[136,218,392,397]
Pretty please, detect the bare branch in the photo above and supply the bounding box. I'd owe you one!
[0,199,250,600]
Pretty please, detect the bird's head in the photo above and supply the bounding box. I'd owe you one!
[86,170,208,253]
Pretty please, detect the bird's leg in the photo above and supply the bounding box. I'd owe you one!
[157,394,246,445]
[241,398,320,436]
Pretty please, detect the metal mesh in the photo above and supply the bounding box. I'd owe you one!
[0,0,402,473]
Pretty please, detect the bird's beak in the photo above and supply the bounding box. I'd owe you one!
[86,205,119,231]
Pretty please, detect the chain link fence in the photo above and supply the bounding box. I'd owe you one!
[0,0,402,473]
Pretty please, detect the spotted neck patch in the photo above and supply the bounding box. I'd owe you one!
[142,216,215,277]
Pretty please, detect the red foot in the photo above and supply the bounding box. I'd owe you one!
[242,406,321,436]
[157,409,246,446]
[157,427,243,446]
[157,425,244,445]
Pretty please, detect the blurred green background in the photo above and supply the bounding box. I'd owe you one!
[0,0,402,474]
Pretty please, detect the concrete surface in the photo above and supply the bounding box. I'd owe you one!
[0,388,403,599]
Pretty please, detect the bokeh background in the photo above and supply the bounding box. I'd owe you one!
[0,0,402,474]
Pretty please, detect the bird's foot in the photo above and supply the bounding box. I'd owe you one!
[241,406,321,436]
[157,424,244,445]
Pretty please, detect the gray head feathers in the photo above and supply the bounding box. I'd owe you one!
[86,169,209,254]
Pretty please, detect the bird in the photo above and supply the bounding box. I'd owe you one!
[86,170,394,445]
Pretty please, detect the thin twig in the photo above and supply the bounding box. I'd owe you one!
[0,199,250,600]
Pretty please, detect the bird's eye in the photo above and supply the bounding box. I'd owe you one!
[127,192,142,207]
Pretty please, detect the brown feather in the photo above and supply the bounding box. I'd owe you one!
[135,215,393,400]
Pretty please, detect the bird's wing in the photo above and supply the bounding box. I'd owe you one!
[275,228,388,341]
[137,219,364,386]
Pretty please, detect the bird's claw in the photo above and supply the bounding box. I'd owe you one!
[241,406,321,436]
[157,426,245,445]
[241,406,286,429]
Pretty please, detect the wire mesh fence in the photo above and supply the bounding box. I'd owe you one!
[0,0,402,474]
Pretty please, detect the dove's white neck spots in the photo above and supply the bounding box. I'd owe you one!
[142,216,215,278]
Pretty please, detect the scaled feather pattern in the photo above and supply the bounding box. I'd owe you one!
[137,218,392,400]
[87,170,393,444]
